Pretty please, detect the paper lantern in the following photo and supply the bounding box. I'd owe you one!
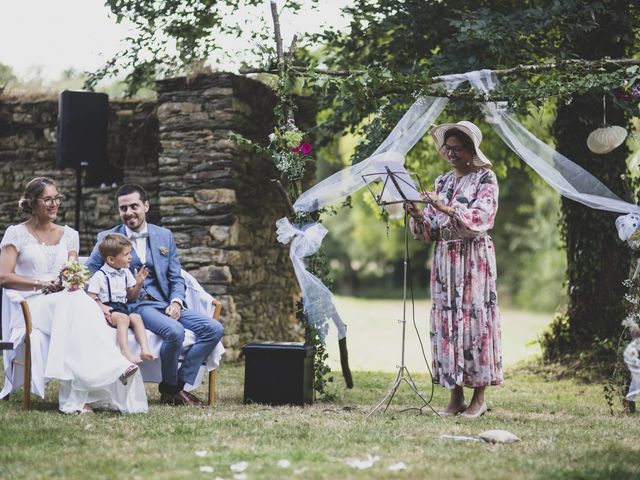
[587,125,628,154]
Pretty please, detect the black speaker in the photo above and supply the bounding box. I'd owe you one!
[56,90,108,169]
[243,341,315,406]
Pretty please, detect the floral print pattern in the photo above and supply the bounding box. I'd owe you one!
[411,168,503,389]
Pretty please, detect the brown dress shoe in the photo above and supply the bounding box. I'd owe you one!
[160,391,198,406]
[181,390,205,406]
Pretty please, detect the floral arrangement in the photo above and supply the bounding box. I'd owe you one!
[60,259,91,291]
[231,119,313,183]
[269,120,313,180]
[42,259,91,294]
[613,83,640,102]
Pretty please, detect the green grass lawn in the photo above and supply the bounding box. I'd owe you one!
[1,298,639,480]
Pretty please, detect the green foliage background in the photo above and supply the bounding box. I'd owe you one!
[317,105,567,312]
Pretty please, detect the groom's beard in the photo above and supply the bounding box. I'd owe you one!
[124,217,147,232]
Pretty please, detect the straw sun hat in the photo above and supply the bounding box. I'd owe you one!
[429,120,492,167]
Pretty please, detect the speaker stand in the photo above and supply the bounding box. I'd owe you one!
[74,167,82,232]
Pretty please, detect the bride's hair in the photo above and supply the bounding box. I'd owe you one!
[18,177,57,215]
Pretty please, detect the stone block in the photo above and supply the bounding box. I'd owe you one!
[195,265,233,284]
[194,188,236,205]
[12,113,33,123]
[202,87,234,97]
[208,224,239,246]
[180,246,228,265]
[160,196,195,206]
[157,102,201,117]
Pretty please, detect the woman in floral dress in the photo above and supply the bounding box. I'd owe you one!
[407,121,502,418]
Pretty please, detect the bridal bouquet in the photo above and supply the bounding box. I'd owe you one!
[60,259,91,291]
[42,259,91,294]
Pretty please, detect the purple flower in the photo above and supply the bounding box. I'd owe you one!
[613,88,634,102]
[632,84,640,98]
[291,146,300,153]
[300,143,313,155]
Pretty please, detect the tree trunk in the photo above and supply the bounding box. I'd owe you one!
[548,5,633,358]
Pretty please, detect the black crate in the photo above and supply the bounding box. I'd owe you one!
[243,341,315,406]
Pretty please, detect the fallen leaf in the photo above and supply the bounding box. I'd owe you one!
[199,466,214,473]
[230,461,249,473]
[195,450,208,457]
[277,459,291,468]
[388,462,407,471]
[345,454,380,469]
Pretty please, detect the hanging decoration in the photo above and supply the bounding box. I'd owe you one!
[587,95,628,154]
[587,126,628,154]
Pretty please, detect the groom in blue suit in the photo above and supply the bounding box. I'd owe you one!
[87,184,224,406]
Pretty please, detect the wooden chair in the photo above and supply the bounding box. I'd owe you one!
[2,291,223,411]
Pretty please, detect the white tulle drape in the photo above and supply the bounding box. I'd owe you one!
[275,218,347,342]
[461,70,640,215]
[277,68,640,347]
[293,80,466,212]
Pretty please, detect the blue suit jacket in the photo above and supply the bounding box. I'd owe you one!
[86,224,186,304]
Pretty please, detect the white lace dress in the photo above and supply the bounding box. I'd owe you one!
[0,224,148,413]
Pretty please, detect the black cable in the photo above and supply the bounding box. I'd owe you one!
[405,217,435,404]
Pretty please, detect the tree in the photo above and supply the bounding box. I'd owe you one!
[548,5,637,359]
[0,63,17,90]
[86,0,304,95]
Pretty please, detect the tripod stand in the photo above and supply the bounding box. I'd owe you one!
[362,167,439,418]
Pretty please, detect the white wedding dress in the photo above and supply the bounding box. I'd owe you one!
[0,224,148,413]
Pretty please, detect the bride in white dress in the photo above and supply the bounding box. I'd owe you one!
[0,177,148,413]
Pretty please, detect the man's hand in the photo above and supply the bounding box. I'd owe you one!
[101,304,113,325]
[134,265,148,285]
[165,301,181,320]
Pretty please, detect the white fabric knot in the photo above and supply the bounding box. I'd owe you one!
[275,217,346,342]
[275,217,300,245]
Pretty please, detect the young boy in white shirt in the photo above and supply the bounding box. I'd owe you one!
[87,233,155,365]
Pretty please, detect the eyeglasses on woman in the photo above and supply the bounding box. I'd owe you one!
[38,195,65,206]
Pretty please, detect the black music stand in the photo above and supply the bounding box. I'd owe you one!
[362,166,439,417]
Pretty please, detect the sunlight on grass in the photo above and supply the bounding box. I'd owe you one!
[325,296,551,373]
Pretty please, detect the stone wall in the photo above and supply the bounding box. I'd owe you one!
[0,72,302,359]
[155,73,300,358]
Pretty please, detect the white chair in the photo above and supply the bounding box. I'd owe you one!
[0,269,224,410]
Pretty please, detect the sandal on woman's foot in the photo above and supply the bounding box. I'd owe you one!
[119,364,139,385]
[80,405,94,415]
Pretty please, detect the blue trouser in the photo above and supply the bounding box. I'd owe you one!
[131,300,224,391]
